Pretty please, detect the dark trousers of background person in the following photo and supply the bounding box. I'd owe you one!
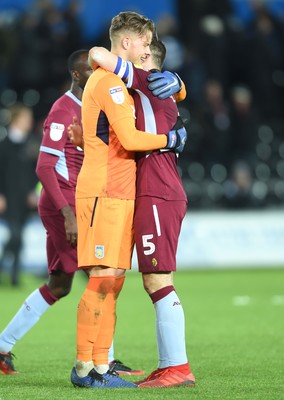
[0,219,25,286]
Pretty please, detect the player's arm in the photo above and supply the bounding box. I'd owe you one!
[112,116,186,153]
[89,46,185,101]
[88,47,130,81]
[36,151,68,212]
[175,80,186,102]
[68,112,183,153]
[36,151,77,248]
[36,118,78,247]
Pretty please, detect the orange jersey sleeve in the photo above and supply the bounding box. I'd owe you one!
[76,69,167,200]
[174,80,187,103]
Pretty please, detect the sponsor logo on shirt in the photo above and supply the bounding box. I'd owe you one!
[50,122,64,141]
[109,86,124,104]
[95,245,104,259]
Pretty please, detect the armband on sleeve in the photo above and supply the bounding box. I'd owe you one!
[114,56,130,81]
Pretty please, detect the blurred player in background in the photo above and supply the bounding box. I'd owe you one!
[0,49,142,377]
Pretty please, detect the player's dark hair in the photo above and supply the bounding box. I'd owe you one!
[67,49,89,74]
[150,37,166,70]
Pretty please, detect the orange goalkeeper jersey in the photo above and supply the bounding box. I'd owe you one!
[76,68,167,200]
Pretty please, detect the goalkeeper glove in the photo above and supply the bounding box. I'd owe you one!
[147,71,182,100]
[165,126,187,153]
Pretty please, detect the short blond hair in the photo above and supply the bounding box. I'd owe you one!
[109,11,155,42]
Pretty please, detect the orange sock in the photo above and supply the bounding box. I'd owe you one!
[76,276,116,362]
[93,276,125,365]
[113,275,125,300]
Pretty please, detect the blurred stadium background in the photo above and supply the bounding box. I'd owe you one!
[1,0,284,276]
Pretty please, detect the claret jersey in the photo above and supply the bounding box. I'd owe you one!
[126,63,187,202]
[37,90,83,214]
[41,91,83,188]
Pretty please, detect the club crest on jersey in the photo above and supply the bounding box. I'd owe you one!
[152,258,158,268]
[95,245,104,259]
[109,86,124,104]
[50,122,64,141]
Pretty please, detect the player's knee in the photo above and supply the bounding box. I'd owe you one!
[56,286,72,299]
[47,272,74,299]
[142,272,172,295]
[47,284,72,299]
[142,275,158,295]
[142,280,151,295]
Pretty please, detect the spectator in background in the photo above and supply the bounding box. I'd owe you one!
[9,10,50,95]
[0,12,18,92]
[223,159,265,209]
[229,85,259,164]
[198,79,231,169]
[43,1,83,90]
[177,0,232,50]
[245,0,284,120]
[5,0,84,118]
[177,0,232,87]
[0,103,38,286]
[197,15,230,88]
[155,13,206,109]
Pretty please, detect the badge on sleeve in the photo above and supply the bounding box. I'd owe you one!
[109,86,124,104]
[50,122,65,141]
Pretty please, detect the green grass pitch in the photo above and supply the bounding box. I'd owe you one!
[0,267,284,400]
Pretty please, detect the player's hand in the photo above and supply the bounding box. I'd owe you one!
[165,127,187,153]
[165,116,188,153]
[68,116,84,148]
[61,205,78,248]
[147,71,182,100]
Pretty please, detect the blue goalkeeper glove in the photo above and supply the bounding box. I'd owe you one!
[147,71,182,100]
[165,126,187,153]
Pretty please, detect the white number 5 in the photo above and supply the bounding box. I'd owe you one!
[142,234,155,255]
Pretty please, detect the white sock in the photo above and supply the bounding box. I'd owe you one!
[94,364,109,374]
[156,318,168,368]
[75,360,94,377]
[108,340,114,363]
[0,289,50,352]
[154,290,188,367]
